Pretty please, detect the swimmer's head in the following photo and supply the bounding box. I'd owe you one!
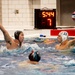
[58,31,68,42]
[14,30,23,40]
[28,50,41,62]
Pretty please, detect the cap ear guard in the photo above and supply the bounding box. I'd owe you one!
[61,35,68,42]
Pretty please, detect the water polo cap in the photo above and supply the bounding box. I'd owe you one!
[58,31,68,42]
[28,50,41,62]
[14,30,22,40]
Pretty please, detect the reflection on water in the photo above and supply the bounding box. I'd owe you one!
[0,38,75,75]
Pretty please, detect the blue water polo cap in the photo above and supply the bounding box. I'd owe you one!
[28,50,41,62]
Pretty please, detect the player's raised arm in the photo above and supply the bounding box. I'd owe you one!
[0,24,12,44]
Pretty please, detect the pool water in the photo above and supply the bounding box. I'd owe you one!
[0,38,75,75]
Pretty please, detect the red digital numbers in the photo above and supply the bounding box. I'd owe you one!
[42,11,54,18]
[47,18,52,26]
[35,9,56,29]
[41,11,55,26]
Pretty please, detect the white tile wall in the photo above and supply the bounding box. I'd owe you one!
[41,0,56,9]
[2,0,56,30]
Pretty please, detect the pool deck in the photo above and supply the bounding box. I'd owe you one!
[0,29,56,40]
[0,29,75,40]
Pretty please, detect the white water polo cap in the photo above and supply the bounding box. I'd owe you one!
[58,31,68,42]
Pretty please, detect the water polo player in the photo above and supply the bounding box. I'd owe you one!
[0,24,24,50]
[28,50,41,62]
[55,31,75,50]
[57,31,68,43]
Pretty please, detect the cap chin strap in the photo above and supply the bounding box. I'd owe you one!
[16,39,22,47]
[18,41,22,47]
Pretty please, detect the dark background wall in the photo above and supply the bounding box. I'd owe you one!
[57,0,75,26]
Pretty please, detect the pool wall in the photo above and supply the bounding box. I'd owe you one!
[0,29,75,40]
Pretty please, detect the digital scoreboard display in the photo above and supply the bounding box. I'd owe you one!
[35,9,56,29]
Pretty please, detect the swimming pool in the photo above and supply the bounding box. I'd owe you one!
[0,37,75,75]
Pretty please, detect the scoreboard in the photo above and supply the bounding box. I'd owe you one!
[34,9,56,29]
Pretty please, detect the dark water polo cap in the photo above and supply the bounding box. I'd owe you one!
[14,30,22,40]
[28,50,41,62]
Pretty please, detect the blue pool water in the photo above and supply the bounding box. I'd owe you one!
[0,38,75,75]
